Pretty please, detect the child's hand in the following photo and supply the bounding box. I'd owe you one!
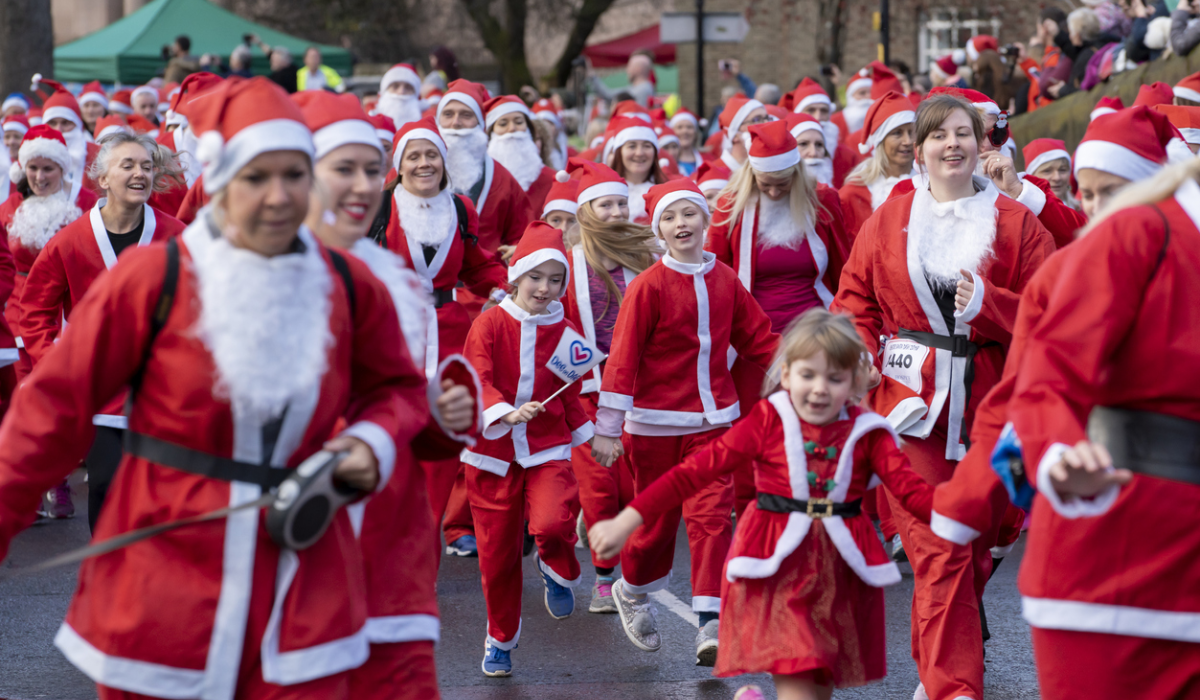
[591,434,624,467]
[502,401,545,426]
[589,508,644,560]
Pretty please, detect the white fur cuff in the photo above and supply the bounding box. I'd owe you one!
[342,421,396,493]
[1035,442,1122,519]
[1015,178,1047,217]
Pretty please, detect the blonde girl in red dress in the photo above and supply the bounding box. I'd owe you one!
[590,309,935,700]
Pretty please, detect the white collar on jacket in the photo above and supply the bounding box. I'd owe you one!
[500,295,564,325]
[661,250,716,276]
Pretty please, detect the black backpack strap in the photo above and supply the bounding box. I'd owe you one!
[328,249,356,319]
[368,190,392,248]
[452,194,478,246]
[129,237,180,402]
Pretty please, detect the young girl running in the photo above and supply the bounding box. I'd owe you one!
[590,309,936,700]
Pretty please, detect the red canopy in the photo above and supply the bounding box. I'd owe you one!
[582,25,676,68]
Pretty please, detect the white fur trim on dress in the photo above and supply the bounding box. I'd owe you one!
[930,510,982,545]
[365,614,440,644]
[341,421,396,493]
[1022,597,1200,643]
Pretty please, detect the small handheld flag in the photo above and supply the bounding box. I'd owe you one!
[542,326,605,402]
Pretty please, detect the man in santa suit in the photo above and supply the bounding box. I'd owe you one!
[484,95,556,218]
[714,95,767,173]
[153,72,222,219]
[31,77,101,198]
[374,63,425,128]
[0,76,429,700]
[532,97,571,170]
[831,67,874,146]
[789,77,861,188]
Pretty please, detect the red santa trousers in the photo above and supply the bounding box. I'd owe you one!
[572,393,635,569]
[424,457,475,546]
[441,465,475,545]
[1031,627,1200,700]
[348,640,439,699]
[466,459,582,646]
[886,431,989,700]
[620,429,732,612]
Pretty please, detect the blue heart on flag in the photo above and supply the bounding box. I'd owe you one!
[569,340,592,366]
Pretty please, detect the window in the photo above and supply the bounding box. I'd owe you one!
[919,8,1003,71]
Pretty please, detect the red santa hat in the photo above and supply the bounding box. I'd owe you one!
[1089,95,1125,121]
[1175,71,1200,104]
[786,112,825,144]
[966,35,999,62]
[94,114,131,140]
[790,77,832,114]
[507,220,570,290]
[2,114,29,137]
[613,100,652,122]
[1152,104,1200,147]
[929,86,1000,115]
[559,157,627,207]
[483,95,534,131]
[858,91,915,155]
[764,104,790,121]
[1,93,28,114]
[391,116,447,172]
[644,179,710,238]
[27,106,42,126]
[1074,106,1174,181]
[1133,81,1175,108]
[847,68,874,97]
[868,62,904,100]
[1022,138,1070,175]
[33,76,84,130]
[108,89,134,116]
[131,85,160,107]
[719,95,765,140]
[166,72,222,128]
[692,160,731,193]
[532,98,562,128]
[668,107,705,131]
[655,124,679,148]
[127,113,158,136]
[368,113,396,143]
[78,81,107,109]
[541,177,579,218]
[606,115,659,152]
[186,76,314,195]
[293,91,382,160]
[932,55,959,79]
[436,79,491,129]
[380,63,422,94]
[10,124,72,184]
[747,120,801,173]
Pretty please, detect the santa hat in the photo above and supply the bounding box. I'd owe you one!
[1133,82,1174,108]
[606,115,658,152]
[859,92,915,155]
[868,62,904,100]
[293,91,382,160]
[786,112,825,143]
[966,35,999,62]
[2,93,29,114]
[1090,95,1124,121]
[692,160,731,193]
[719,95,765,141]
[94,114,131,140]
[764,104,790,121]
[929,86,1000,115]
[559,157,627,207]
[131,85,159,107]
[847,68,874,97]
[656,124,679,148]
[1022,138,1070,175]
[746,120,801,173]
[436,79,491,129]
[1152,104,1200,147]
[668,107,705,131]
[10,124,72,184]
[108,89,134,116]
[127,114,159,136]
[1175,72,1200,104]
[186,76,314,195]
[931,54,959,79]
[166,72,222,128]
[2,114,29,137]
[541,177,579,217]
[643,179,710,238]
[391,116,447,172]
[613,100,652,122]
[380,63,422,94]
[369,113,396,143]
[78,81,107,109]
[27,107,42,126]
[1074,107,1174,181]
[790,78,832,114]
[34,77,83,130]
[532,98,563,128]
[483,95,534,131]
[507,220,570,290]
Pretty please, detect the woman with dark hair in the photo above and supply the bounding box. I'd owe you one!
[603,116,670,224]
[430,46,461,84]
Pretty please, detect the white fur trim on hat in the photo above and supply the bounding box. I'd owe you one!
[1166,137,1194,164]
[534,109,562,128]
[542,198,578,217]
[200,118,315,195]
[392,127,447,171]
[131,86,158,104]
[42,106,82,130]
[79,92,107,108]
[375,128,393,142]
[3,121,28,136]
[973,100,1001,116]
[108,101,134,116]
[578,181,627,207]
[650,190,710,238]
[966,40,981,62]
[859,109,915,155]
[790,120,825,142]
[437,92,484,128]
[609,124,658,151]
[313,119,383,161]
[2,95,28,113]
[1026,149,1070,176]
[658,133,679,147]
[507,248,570,288]
[97,124,131,140]
[727,99,765,140]
[669,111,698,130]
[485,101,533,131]
[381,65,421,94]
[847,76,872,96]
[698,178,728,192]
[1175,86,1200,104]
[795,93,832,113]
[1179,128,1200,146]
[17,136,73,176]
[1074,140,1162,182]
[1089,107,1118,122]
[749,149,800,173]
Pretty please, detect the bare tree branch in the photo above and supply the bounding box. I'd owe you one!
[547,0,619,87]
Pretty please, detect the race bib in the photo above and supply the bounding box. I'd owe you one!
[881,338,929,394]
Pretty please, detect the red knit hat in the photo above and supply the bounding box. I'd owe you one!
[95,114,131,140]
[644,180,710,237]
[187,76,314,194]
[380,63,421,94]
[1175,71,1200,104]
[966,35,998,61]
[1023,138,1070,175]
[559,157,627,207]
[79,81,107,109]
[1134,82,1175,108]
[108,89,134,116]
[33,77,83,129]
[293,91,382,160]
[507,220,570,290]
[167,72,222,127]
[790,78,832,114]
[483,95,533,131]
[1152,105,1200,146]
[692,160,731,193]
[2,114,29,137]
[392,116,447,172]
[719,95,765,140]
[932,55,959,78]
[369,113,396,143]
[786,112,824,143]
[858,91,915,155]
[1090,95,1125,121]
[10,124,72,183]
[867,62,904,100]
[541,177,580,217]
[436,79,491,128]
[747,120,800,173]
[1074,106,1174,181]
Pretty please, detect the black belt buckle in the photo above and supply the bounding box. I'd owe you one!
[433,289,454,309]
[951,335,971,357]
[806,497,834,519]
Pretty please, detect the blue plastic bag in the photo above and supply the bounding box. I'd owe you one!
[990,422,1035,510]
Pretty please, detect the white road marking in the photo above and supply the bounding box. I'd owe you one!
[650,589,699,627]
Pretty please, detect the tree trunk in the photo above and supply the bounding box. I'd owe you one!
[547,0,618,87]
[0,0,55,99]
[460,0,535,93]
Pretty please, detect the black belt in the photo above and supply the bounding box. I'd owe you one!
[124,431,291,489]
[433,288,454,309]
[756,493,862,519]
[897,328,993,449]
[1087,407,1200,486]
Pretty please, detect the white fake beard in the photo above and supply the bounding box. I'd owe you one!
[805,157,834,186]
[841,99,872,134]
[397,187,455,247]
[551,131,568,170]
[350,238,429,366]
[9,190,80,250]
[487,130,544,191]
[175,126,200,187]
[820,121,841,150]
[757,195,806,250]
[191,233,334,423]
[376,93,423,127]
[441,127,488,195]
[909,186,997,291]
[63,126,87,174]
[627,180,652,222]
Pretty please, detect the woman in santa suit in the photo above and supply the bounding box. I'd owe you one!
[484,96,556,217]
[152,72,223,221]
[604,116,670,224]
[833,93,1055,700]
[837,92,915,241]
[19,131,186,531]
[667,108,704,176]
[0,76,429,700]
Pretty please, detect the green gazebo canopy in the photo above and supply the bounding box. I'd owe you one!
[54,0,351,84]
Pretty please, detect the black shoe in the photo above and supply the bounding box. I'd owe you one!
[523,520,535,557]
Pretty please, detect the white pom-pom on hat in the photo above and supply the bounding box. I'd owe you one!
[659,157,670,168]
[699,118,709,128]
[952,49,967,66]
[30,73,42,91]
[195,130,225,166]
[555,169,570,183]
[9,161,24,184]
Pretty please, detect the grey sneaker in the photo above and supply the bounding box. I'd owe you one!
[575,510,588,549]
[612,578,661,651]
[589,576,617,613]
[695,619,719,666]
[891,534,908,563]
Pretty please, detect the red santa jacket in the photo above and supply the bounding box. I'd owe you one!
[0,223,428,694]
[0,221,15,367]
[175,175,210,224]
[1009,183,1200,643]
[472,157,533,254]
[151,129,195,218]
[562,246,645,395]
[833,182,1055,461]
[630,396,932,586]
[461,297,594,477]
[838,174,910,241]
[831,141,861,190]
[19,202,186,421]
[597,252,778,432]
[525,166,557,216]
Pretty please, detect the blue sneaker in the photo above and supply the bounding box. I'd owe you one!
[482,642,513,677]
[536,554,575,619]
[446,534,478,557]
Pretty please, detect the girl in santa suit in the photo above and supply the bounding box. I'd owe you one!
[604,116,670,224]
[0,76,429,700]
[19,131,186,531]
[692,160,731,212]
[485,96,556,216]
[592,180,778,665]
[833,93,1055,700]
[539,175,578,231]
[460,222,594,677]
[591,309,936,700]
[668,108,705,176]
[837,92,915,240]
[384,116,508,557]
[558,159,657,613]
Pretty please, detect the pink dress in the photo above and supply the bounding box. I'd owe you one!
[752,240,821,332]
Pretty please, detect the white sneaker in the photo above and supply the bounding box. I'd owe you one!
[611,579,661,651]
[575,510,588,549]
[695,619,719,666]
[913,682,929,700]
